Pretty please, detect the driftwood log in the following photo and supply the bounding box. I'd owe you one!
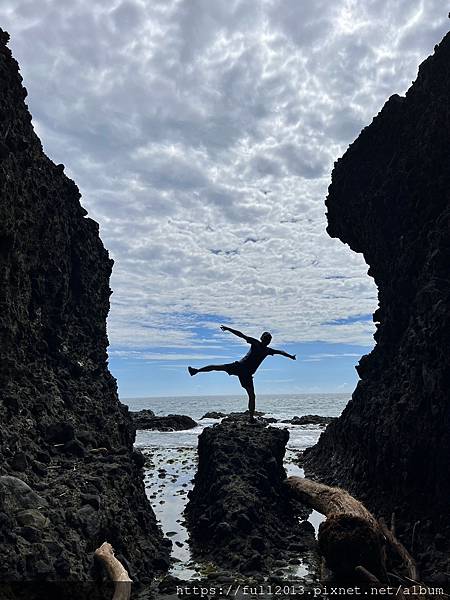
[285,477,392,581]
[286,477,440,599]
[94,542,132,600]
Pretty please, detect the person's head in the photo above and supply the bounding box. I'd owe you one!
[260,331,272,346]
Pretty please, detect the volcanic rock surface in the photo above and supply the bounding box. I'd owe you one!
[200,411,227,419]
[185,416,316,574]
[0,29,168,583]
[130,411,197,431]
[304,32,450,581]
[282,415,335,426]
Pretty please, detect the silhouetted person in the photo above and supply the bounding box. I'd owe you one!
[188,325,296,422]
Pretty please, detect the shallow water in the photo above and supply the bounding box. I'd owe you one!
[137,424,328,580]
[142,446,199,579]
[130,394,348,581]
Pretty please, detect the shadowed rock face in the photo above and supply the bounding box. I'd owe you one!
[186,416,316,574]
[304,32,450,578]
[0,29,168,582]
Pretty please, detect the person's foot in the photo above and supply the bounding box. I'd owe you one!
[188,366,198,376]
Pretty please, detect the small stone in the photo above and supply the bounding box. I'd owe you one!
[80,493,100,510]
[75,505,100,537]
[16,509,49,529]
[132,449,145,468]
[11,452,28,472]
[0,476,48,511]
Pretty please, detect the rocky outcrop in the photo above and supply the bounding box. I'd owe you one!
[0,29,168,582]
[200,411,227,419]
[304,32,450,581]
[130,411,197,431]
[282,415,335,426]
[185,416,316,573]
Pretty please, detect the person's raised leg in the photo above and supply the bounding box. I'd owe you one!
[188,364,229,376]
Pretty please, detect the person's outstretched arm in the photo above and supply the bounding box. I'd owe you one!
[220,325,257,344]
[270,348,296,360]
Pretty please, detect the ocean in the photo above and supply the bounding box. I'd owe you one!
[122,393,350,579]
[124,392,349,450]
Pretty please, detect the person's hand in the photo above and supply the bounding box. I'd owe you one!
[292,354,297,360]
[220,325,228,332]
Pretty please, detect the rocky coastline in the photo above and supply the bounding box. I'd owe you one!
[304,32,450,584]
[1,15,448,596]
[199,411,334,426]
[0,28,169,587]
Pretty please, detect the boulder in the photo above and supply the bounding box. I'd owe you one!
[0,476,48,511]
[16,509,49,529]
[185,419,315,572]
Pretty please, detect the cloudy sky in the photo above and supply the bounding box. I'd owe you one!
[1,1,448,398]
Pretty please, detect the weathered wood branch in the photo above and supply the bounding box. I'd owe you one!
[379,518,418,581]
[285,476,387,579]
[94,542,132,600]
[285,477,438,598]
[286,476,378,523]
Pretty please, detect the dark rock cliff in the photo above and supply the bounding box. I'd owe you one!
[186,417,316,574]
[0,29,169,583]
[304,32,450,580]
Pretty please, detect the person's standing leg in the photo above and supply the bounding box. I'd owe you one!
[240,376,256,422]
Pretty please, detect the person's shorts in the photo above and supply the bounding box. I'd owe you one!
[223,361,253,388]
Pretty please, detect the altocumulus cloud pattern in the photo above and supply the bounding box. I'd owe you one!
[0,0,447,362]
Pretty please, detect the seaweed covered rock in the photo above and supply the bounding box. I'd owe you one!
[185,416,316,573]
[0,29,168,582]
[304,32,450,580]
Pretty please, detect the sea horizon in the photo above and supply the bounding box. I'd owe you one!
[122,390,351,400]
[124,392,350,428]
